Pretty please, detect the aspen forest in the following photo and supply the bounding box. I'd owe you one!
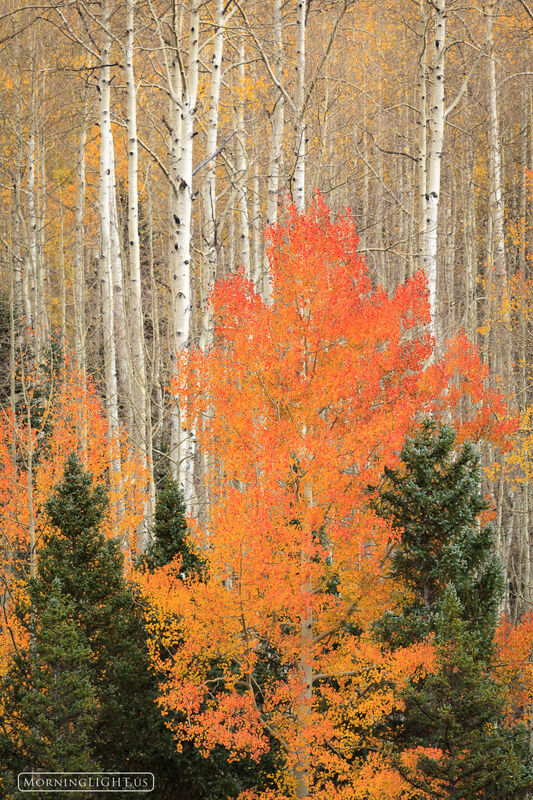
[0,0,532,798]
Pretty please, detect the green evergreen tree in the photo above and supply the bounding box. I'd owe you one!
[0,581,97,800]
[142,477,202,575]
[3,454,183,799]
[372,420,532,798]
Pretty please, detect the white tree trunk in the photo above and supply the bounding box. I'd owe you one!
[294,0,307,213]
[417,17,428,272]
[74,115,87,379]
[252,161,261,288]
[421,0,446,341]
[263,0,284,301]
[168,3,200,506]
[126,0,151,543]
[200,0,225,352]
[99,0,122,493]
[237,32,251,277]
[486,0,506,289]
[108,142,134,434]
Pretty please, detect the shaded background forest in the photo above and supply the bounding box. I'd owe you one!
[0,0,531,615]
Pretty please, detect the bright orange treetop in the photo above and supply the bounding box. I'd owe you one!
[142,195,514,799]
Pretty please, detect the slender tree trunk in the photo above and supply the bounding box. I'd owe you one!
[110,145,134,435]
[169,2,200,506]
[27,67,44,356]
[252,161,261,288]
[294,0,307,213]
[98,0,122,499]
[200,0,225,351]
[126,0,151,544]
[74,113,87,380]
[236,32,251,277]
[422,0,446,341]
[263,0,284,300]
[417,12,428,272]
[486,1,506,292]
[293,482,314,799]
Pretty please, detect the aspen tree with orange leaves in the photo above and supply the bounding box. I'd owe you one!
[141,197,516,799]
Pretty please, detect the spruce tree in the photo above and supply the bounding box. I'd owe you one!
[0,581,97,800]
[142,477,202,575]
[0,453,183,799]
[372,420,532,798]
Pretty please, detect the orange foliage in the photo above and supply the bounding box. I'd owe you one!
[0,362,148,677]
[495,613,533,726]
[141,196,513,798]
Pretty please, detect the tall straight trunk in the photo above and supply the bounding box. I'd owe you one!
[421,0,446,340]
[263,0,284,301]
[13,96,25,339]
[126,0,151,543]
[462,143,478,342]
[168,2,200,505]
[98,0,122,495]
[200,0,225,352]
[252,161,261,287]
[27,59,48,356]
[293,483,314,800]
[74,115,87,379]
[147,177,159,517]
[486,1,506,291]
[57,178,66,350]
[417,13,428,272]
[485,0,514,406]
[109,145,134,435]
[236,32,251,277]
[294,0,306,213]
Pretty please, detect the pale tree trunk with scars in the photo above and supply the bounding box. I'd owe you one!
[168,1,200,507]
[200,0,226,352]
[74,109,87,382]
[417,14,428,278]
[236,31,251,277]
[486,0,506,293]
[419,0,446,341]
[126,0,152,543]
[27,50,49,356]
[294,0,307,213]
[263,0,284,302]
[98,0,122,500]
[110,144,134,437]
[485,0,513,392]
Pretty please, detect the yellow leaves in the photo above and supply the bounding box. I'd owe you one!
[500,405,533,488]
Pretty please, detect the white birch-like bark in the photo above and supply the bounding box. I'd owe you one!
[462,144,478,342]
[417,10,428,271]
[236,32,251,277]
[422,0,446,340]
[200,0,225,352]
[263,0,284,301]
[294,0,307,213]
[251,161,261,287]
[109,144,134,435]
[168,2,200,504]
[486,0,506,290]
[98,0,121,490]
[485,0,514,401]
[74,116,87,379]
[27,71,46,355]
[126,0,151,542]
